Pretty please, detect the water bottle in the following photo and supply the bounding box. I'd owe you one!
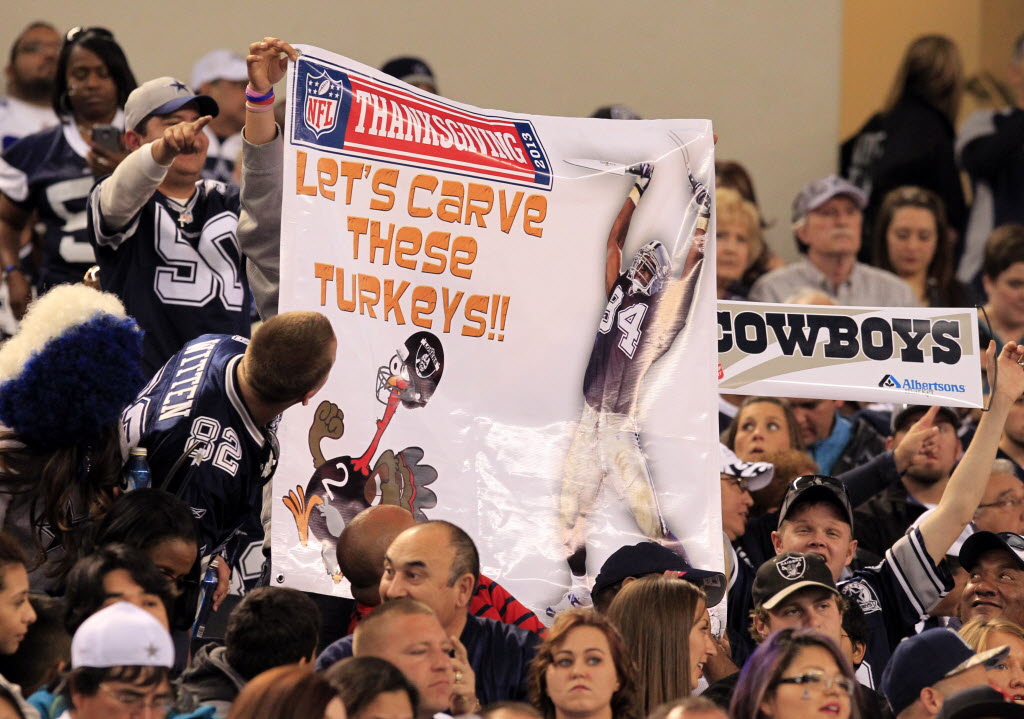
[192,559,220,639]
[124,447,152,491]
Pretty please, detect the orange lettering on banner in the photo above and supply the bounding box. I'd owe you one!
[394,226,422,271]
[441,288,464,333]
[498,190,522,234]
[368,222,393,265]
[317,157,338,200]
[340,161,365,204]
[437,181,463,223]
[348,216,369,259]
[462,294,489,337]
[524,194,546,237]
[422,232,450,275]
[296,151,316,196]
[314,262,334,305]
[370,168,399,211]
[358,274,380,317]
[450,236,477,280]
[465,183,493,228]
[411,286,436,328]
[382,279,409,323]
[407,174,437,218]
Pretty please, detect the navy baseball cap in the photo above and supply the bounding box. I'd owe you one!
[891,403,961,434]
[881,628,1008,716]
[778,475,854,530]
[125,76,219,132]
[380,56,436,92]
[959,531,1024,572]
[936,685,1024,719]
[752,552,838,610]
[593,542,726,607]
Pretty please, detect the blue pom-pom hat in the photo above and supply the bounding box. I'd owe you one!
[0,285,145,448]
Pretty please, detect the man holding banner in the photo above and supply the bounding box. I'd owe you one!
[552,158,709,614]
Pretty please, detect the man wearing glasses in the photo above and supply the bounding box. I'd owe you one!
[62,602,180,719]
[748,175,917,307]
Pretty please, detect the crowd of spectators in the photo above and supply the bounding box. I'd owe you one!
[0,19,1022,719]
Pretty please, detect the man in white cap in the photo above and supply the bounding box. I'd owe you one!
[86,76,251,376]
[191,50,247,185]
[61,601,177,719]
[749,175,918,306]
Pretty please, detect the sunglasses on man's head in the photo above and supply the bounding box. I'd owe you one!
[65,26,115,43]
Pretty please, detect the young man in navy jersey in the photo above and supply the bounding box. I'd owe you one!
[88,76,250,375]
[122,311,337,601]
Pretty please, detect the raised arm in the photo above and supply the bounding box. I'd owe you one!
[604,165,651,295]
[238,37,299,319]
[920,341,1024,563]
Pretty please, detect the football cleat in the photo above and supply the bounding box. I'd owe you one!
[544,587,593,618]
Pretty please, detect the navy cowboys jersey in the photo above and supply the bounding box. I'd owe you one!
[87,176,251,375]
[121,334,276,567]
[0,121,98,289]
[582,264,699,414]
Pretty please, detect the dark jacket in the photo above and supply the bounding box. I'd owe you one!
[830,418,887,478]
[175,644,246,718]
[853,481,927,559]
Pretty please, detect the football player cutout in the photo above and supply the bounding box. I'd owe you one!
[549,159,710,615]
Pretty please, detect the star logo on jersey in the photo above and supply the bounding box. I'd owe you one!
[190,507,207,519]
[303,68,344,139]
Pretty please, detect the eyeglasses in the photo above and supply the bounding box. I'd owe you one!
[721,474,753,493]
[977,497,1024,511]
[65,27,115,43]
[776,670,855,696]
[99,685,174,714]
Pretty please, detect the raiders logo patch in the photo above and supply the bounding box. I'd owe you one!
[777,555,806,581]
[841,579,882,614]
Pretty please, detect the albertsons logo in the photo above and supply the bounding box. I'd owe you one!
[878,374,965,393]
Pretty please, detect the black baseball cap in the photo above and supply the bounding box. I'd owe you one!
[752,552,839,610]
[777,475,854,530]
[380,56,436,92]
[959,531,1024,572]
[936,685,1024,719]
[593,542,726,607]
[882,628,1008,717]
[891,403,961,434]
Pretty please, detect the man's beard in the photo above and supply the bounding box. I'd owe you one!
[904,465,949,486]
[12,76,56,105]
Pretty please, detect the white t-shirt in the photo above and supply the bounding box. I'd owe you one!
[0,96,58,150]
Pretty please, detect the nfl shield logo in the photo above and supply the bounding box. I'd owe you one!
[304,69,344,139]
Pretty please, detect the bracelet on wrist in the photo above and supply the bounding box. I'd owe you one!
[3,265,20,275]
[245,86,275,103]
[246,102,275,114]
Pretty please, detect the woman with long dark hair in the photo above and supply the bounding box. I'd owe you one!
[0,27,136,320]
[872,185,970,307]
[730,629,858,719]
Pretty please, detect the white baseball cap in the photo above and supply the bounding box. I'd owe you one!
[191,49,248,89]
[124,76,219,133]
[71,602,174,669]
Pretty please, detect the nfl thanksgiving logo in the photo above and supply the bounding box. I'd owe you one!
[289,53,553,190]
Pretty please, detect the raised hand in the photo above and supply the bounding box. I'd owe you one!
[247,37,300,94]
[893,405,941,475]
[152,115,212,165]
[989,340,1024,408]
[448,634,480,715]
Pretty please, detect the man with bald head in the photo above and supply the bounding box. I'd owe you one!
[319,520,540,705]
[335,505,544,633]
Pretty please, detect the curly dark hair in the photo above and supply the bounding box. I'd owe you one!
[528,609,640,719]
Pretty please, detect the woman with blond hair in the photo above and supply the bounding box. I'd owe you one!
[715,187,764,300]
[960,616,1024,703]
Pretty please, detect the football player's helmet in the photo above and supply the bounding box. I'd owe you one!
[375,331,445,409]
[627,241,671,295]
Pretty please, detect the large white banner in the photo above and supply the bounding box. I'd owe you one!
[718,301,983,408]
[270,45,720,614]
